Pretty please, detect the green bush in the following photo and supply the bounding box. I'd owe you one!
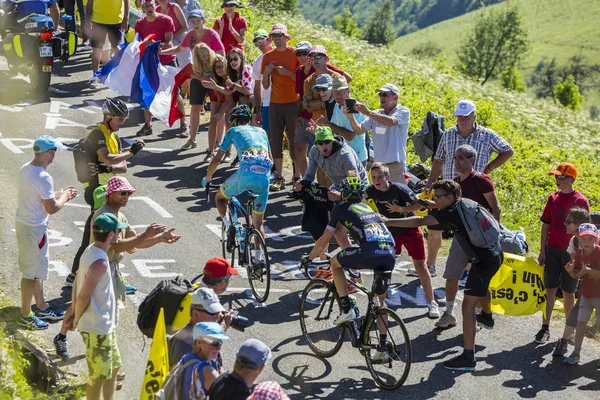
[204,0,600,253]
[554,75,584,111]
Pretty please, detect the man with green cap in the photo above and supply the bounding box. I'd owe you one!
[73,212,127,400]
[251,29,273,132]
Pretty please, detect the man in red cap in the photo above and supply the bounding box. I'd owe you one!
[535,162,589,345]
[54,176,180,359]
[201,257,238,295]
[260,23,300,192]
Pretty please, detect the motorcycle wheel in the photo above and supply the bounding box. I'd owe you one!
[30,64,51,93]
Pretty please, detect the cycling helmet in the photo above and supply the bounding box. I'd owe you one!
[102,98,130,118]
[340,176,365,203]
[227,104,252,127]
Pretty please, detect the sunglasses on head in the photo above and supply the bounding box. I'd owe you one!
[270,33,284,38]
[316,140,332,146]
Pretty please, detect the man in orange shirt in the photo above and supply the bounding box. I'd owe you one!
[260,24,300,192]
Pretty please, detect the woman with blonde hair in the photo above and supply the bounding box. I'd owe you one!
[200,54,234,162]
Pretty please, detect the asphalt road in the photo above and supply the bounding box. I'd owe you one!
[0,49,599,400]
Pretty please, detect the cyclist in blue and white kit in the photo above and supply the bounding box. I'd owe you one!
[203,105,273,239]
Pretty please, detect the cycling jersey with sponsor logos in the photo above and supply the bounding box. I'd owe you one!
[219,125,273,168]
[327,202,395,246]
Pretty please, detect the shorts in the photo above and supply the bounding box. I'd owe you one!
[268,102,297,159]
[16,222,49,280]
[90,22,122,49]
[393,228,426,260]
[294,117,313,145]
[463,252,503,298]
[190,79,211,105]
[220,164,271,213]
[577,296,600,324]
[81,330,122,382]
[261,106,270,132]
[544,245,577,292]
[337,241,396,275]
[443,238,471,280]
[427,208,444,232]
[386,162,406,184]
[566,296,581,328]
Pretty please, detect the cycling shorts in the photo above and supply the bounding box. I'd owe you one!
[337,241,396,276]
[220,164,270,213]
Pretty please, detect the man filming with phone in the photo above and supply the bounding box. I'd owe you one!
[315,76,368,168]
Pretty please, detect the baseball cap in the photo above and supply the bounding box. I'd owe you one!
[376,83,399,96]
[455,100,476,116]
[578,223,598,238]
[193,321,229,340]
[312,74,332,91]
[106,176,136,197]
[315,126,334,142]
[188,9,205,19]
[253,29,269,41]
[308,45,327,57]
[236,338,272,369]
[294,41,312,53]
[269,23,289,38]
[93,213,128,233]
[548,162,577,179]
[191,288,226,313]
[93,185,107,210]
[248,381,290,400]
[33,135,63,153]
[331,75,349,91]
[203,257,238,278]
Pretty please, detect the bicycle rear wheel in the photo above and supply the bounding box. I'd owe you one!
[363,307,411,390]
[246,229,270,303]
[299,279,345,358]
[221,220,236,268]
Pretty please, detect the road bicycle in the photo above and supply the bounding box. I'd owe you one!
[299,257,411,390]
[205,183,271,303]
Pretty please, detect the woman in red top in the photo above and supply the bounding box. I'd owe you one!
[213,0,247,54]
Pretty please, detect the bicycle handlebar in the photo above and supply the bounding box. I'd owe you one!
[204,182,221,200]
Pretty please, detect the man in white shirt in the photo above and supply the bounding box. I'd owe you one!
[251,28,273,132]
[16,136,78,330]
[73,213,126,400]
[347,83,410,184]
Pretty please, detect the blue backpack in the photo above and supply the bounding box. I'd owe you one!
[455,198,501,249]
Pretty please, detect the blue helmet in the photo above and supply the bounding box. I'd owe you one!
[227,104,252,127]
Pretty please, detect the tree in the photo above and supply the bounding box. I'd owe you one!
[250,0,297,14]
[362,0,396,46]
[559,54,600,94]
[529,57,560,99]
[554,75,583,111]
[410,41,442,59]
[334,7,362,38]
[456,5,529,85]
[501,66,525,92]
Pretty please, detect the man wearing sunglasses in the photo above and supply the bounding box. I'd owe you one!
[169,287,231,371]
[54,176,179,358]
[535,162,589,345]
[16,136,78,330]
[384,179,503,372]
[251,29,274,132]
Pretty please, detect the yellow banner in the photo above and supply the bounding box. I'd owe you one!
[140,308,169,400]
[172,292,193,332]
[489,253,546,318]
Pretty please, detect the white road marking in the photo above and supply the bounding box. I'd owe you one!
[263,226,283,242]
[65,203,90,208]
[277,225,313,240]
[206,224,223,237]
[128,291,149,308]
[44,113,88,130]
[48,229,73,247]
[227,287,291,293]
[143,147,173,153]
[132,259,178,278]
[132,196,173,218]
[49,100,95,114]
[48,261,71,277]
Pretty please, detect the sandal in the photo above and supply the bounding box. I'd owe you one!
[178,123,189,138]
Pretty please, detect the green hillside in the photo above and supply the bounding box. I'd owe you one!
[202,1,600,251]
[298,0,502,37]
[392,0,600,69]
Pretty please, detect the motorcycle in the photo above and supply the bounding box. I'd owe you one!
[0,0,77,93]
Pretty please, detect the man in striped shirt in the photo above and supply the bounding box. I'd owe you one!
[422,99,513,277]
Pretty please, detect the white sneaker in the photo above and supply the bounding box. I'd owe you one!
[371,350,390,362]
[435,312,457,328]
[88,76,100,87]
[334,308,357,325]
[428,301,440,318]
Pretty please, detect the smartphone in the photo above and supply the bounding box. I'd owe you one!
[345,98,358,113]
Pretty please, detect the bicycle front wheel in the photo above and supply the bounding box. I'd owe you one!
[246,229,271,303]
[299,279,345,358]
[363,308,411,390]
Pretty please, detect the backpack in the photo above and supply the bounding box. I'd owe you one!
[455,198,501,249]
[137,275,193,338]
[499,224,529,255]
[72,137,93,184]
[155,358,204,400]
[410,111,445,162]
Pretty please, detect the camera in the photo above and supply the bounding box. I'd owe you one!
[345,98,358,113]
[229,314,250,332]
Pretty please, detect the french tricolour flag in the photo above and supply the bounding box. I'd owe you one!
[95,37,180,124]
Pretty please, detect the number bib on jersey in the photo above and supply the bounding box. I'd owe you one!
[241,148,272,167]
[364,223,394,243]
